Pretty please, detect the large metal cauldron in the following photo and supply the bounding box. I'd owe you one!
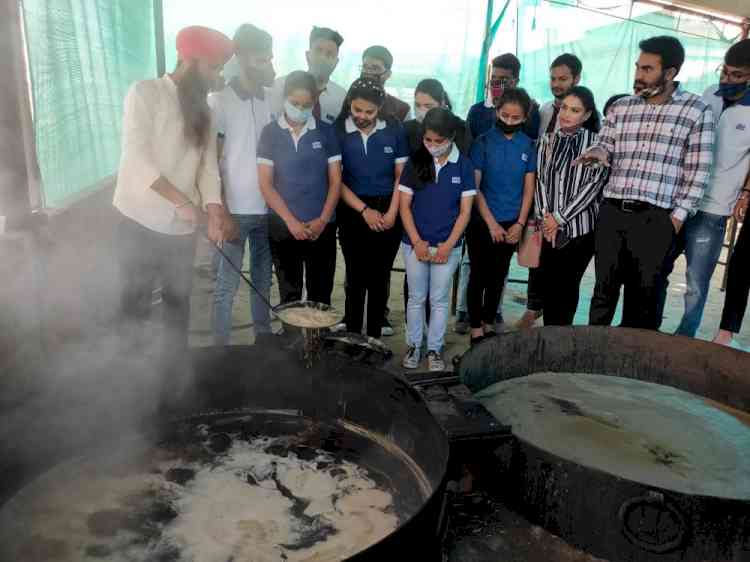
[0,344,450,561]
[458,326,750,562]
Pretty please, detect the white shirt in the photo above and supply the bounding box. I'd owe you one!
[114,76,222,235]
[538,100,560,138]
[209,80,272,215]
[700,84,750,216]
[268,74,346,125]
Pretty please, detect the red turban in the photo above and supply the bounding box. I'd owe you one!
[176,26,234,66]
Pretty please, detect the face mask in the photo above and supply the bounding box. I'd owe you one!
[634,72,667,99]
[496,118,523,134]
[424,140,452,158]
[715,81,750,99]
[284,100,312,124]
[353,117,374,130]
[414,107,428,123]
[309,58,337,81]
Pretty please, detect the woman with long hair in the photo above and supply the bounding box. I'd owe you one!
[334,77,409,340]
[535,85,608,325]
[399,108,475,370]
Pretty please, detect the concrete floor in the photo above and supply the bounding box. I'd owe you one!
[188,235,750,373]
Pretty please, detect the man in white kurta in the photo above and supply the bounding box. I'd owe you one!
[114,25,234,368]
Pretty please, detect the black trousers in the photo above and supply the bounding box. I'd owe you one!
[269,214,337,306]
[720,221,749,333]
[589,200,675,330]
[117,216,195,360]
[338,196,402,338]
[466,217,517,329]
[542,232,595,326]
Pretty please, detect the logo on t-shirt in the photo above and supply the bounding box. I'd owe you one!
[312,141,323,149]
[737,123,747,132]
[384,146,394,154]
[451,176,461,184]
[521,153,529,162]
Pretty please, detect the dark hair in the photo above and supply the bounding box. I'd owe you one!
[415,78,453,111]
[309,26,343,49]
[639,35,685,74]
[233,23,272,54]
[562,86,600,133]
[334,77,388,132]
[551,53,582,77]
[491,53,521,79]
[725,39,750,68]
[603,93,628,117]
[496,87,531,117]
[284,70,318,99]
[363,45,393,70]
[411,108,460,187]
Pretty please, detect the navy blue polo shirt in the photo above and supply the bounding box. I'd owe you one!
[470,127,537,223]
[257,116,341,222]
[398,145,477,246]
[337,117,409,198]
[466,100,541,141]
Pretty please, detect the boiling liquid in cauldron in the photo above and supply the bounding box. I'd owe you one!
[0,414,425,561]
[476,372,750,499]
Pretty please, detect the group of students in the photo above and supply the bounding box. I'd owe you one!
[113,23,750,376]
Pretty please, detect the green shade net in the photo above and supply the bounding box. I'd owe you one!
[514,0,741,111]
[22,0,156,208]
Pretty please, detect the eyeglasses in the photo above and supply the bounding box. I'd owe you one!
[360,65,387,77]
[716,64,750,82]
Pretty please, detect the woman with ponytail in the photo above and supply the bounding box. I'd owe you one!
[399,108,476,371]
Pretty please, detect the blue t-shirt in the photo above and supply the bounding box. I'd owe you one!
[398,147,477,246]
[337,118,410,198]
[257,117,342,222]
[470,127,537,222]
[466,100,541,141]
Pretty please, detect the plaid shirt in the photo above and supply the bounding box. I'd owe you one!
[592,86,715,222]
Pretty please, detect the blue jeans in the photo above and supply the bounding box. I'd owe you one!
[213,214,272,345]
[403,243,461,352]
[657,211,727,337]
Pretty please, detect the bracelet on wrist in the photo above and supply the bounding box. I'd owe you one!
[360,205,368,215]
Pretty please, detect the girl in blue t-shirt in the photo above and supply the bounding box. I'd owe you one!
[257,71,342,306]
[334,78,410,340]
[467,88,537,346]
[399,108,476,371]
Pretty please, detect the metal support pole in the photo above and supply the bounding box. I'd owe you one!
[153,0,166,77]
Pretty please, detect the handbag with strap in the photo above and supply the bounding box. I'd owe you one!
[517,219,542,268]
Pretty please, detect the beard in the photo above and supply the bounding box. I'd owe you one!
[634,71,667,98]
[177,64,211,148]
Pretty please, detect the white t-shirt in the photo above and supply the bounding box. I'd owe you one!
[113,76,222,235]
[268,74,346,125]
[209,80,272,215]
[700,85,750,216]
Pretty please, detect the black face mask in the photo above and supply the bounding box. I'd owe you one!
[245,64,276,88]
[496,118,523,134]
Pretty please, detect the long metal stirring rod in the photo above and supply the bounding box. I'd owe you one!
[204,234,277,315]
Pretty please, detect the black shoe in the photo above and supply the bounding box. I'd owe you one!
[254,332,280,348]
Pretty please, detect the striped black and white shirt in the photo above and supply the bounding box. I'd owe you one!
[535,128,609,242]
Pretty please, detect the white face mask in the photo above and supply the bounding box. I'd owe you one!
[424,140,452,158]
[284,100,312,124]
[414,107,428,123]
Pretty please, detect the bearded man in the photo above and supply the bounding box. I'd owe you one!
[576,35,715,330]
[114,25,235,362]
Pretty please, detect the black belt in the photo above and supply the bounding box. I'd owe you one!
[605,198,668,213]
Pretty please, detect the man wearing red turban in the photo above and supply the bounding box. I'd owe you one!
[113,25,235,394]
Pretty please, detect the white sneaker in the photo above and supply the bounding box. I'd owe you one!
[330,322,347,333]
[402,346,421,369]
[427,351,445,372]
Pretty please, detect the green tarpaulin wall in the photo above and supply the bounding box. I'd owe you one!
[20,0,742,208]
